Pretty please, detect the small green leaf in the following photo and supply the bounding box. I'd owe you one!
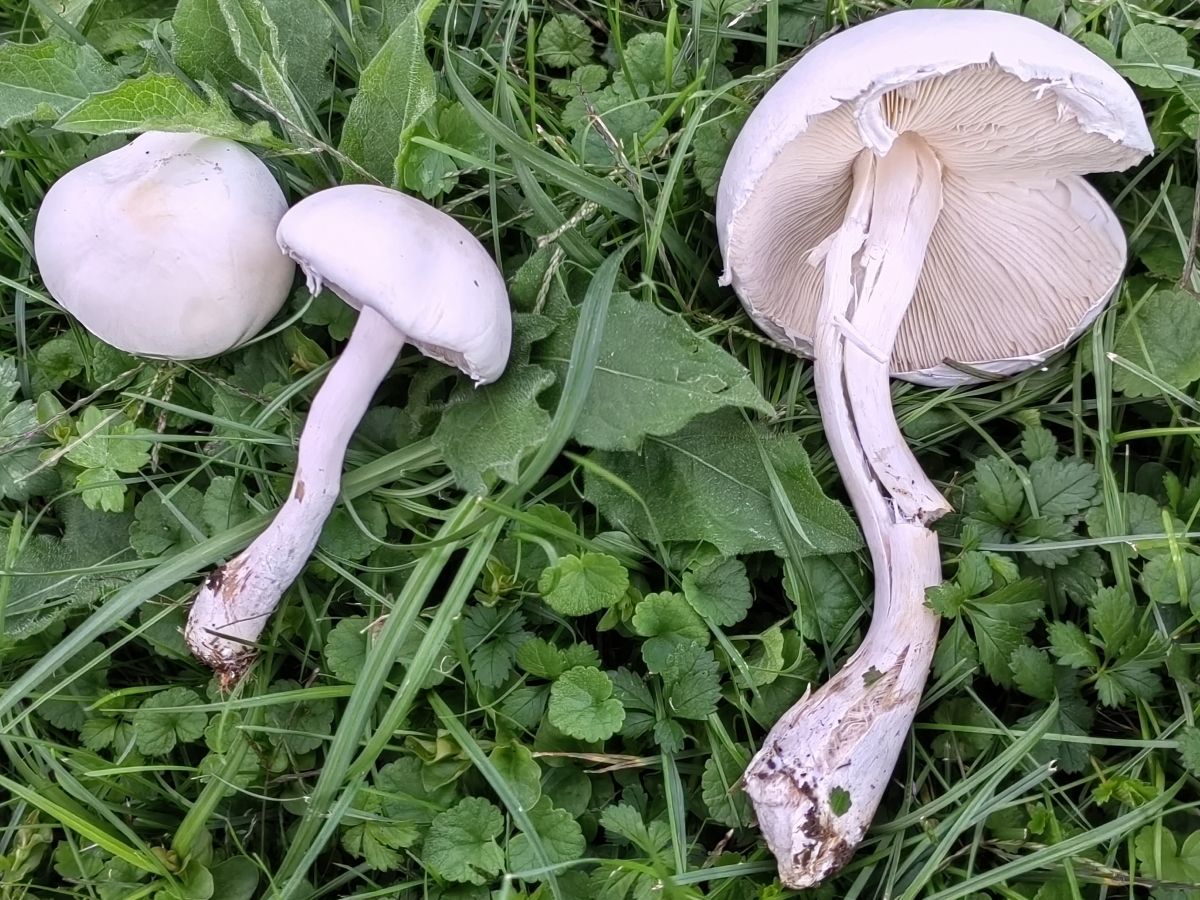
[422,798,505,885]
[1028,457,1099,519]
[632,591,709,673]
[537,14,593,68]
[133,687,207,756]
[538,553,629,616]
[507,798,586,876]
[548,666,625,741]
[828,786,853,817]
[701,741,751,828]
[1090,587,1135,653]
[661,642,721,720]
[1141,553,1200,612]
[516,638,568,679]
[488,743,542,811]
[1120,25,1194,90]
[1047,621,1100,669]
[1113,291,1200,397]
[1178,727,1200,776]
[265,679,335,755]
[1010,645,1056,702]
[682,557,752,628]
[129,487,206,558]
[974,456,1025,523]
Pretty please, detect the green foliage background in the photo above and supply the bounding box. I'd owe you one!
[0,0,1199,897]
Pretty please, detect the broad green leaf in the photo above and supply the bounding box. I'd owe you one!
[1141,554,1200,612]
[133,687,207,755]
[1134,827,1200,882]
[539,293,770,451]
[516,638,568,679]
[585,410,861,556]
[632,591,708,673]
[1090,587,1135,653]
[661,642,720,720]
[56,74,275,144]
[547,666,625,740]
[537,14,593,68]
[340,1,440,184]
[422,798,505,885]
[316,500,388,561]
[1120,24,1194,89]
[489,743,542,811]
[538,552,629,616]
[682,557,752,628]
[974,456,1025,523]
[0,39,119,128]
[1113,291,1200,398]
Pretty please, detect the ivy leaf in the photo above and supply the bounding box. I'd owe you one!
[316,500,388,562]
[507,799,586,876]
[548,666,625,741]
[55,74,275,144]
[661,642,721,720]
[130,486,206,558]
[422,798,505,885]
[693,110,745,196]
[538,14,593,68]
[585,410,861,557]
[538,553,629,616]
[341,791,418,871]
[682,557,752,628]
[133,687,207,756]
[701,741,751,827]
[265,679,335,755]
[202,476,253,534]
[0,38,120,128]
[1134,827,1200,883]
[1112,290,1200,397]
[632,592,709,672]
[537,292,771,451]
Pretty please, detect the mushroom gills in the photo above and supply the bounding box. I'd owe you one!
[742,134,950,887]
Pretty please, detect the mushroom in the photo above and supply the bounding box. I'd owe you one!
[185,184,512,684]
[34,131,294,359]
[716,9,1151,887]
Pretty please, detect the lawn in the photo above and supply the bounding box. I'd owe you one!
[1,0,1199,898]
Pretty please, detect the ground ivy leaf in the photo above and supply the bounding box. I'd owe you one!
[0,38,120,128]
[316,499,388,561]
[507,798,586,876]
[632,591,709,672]
[682,557,752,628]
[202,476,252,533]
[433,360,555,495]
[489,743,542,811]
[585,409,861,557]
[55,74,275,144]
[324,617,371,682]
[1120,24,1194,89]
[339,2,436,184]
[130,486,206,558]
[265,679,335,755]
[538,552,629,616]
[1142,554,1200,612]
[1134,826,1200,884]
[701,741,751,827]
[537,292,771,451]
[537,13,593,68]
[422,797,505,885]
[1113,290,1200,397]
[548,666,625,741]
[133,687,207,756]
[516,638,568,679]
[662,642,721,720]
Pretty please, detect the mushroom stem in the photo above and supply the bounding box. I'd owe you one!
[744,134,949,887]
[185,305,406,686]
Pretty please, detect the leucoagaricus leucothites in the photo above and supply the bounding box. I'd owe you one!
[716,9,1152,887]
[34,131,294,359]
[185,184,512,684]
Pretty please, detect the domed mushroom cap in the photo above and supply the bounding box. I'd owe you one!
[276,184,512,385]
[717,9,1153,386]
[34,131,294,360]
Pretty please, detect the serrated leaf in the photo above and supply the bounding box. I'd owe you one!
[1090,587,1135,653]
[130,486,206,558]
[585,409,861,557]
[1021,425,1058,462]
[0,39,120,128]
[507,799,586,876]
[974,456,1025,523]
[1120,24,1194,90]
[422,797,505,884]
[548,666,624,741]
[537,292,771,451]
[701,741,750,828]
[516,638,568,679]
[1028,457,1099,518]
[1047,621,1100,669]
[1113,290,1200,397]
[682,557,752,627]
[433,359,555,495]
[1010,645,1056,702]
[56,74,275,144]
[488,743,541,811]
[661,642,720,720]
[964,579,1043,686]
[133,687,207,756]
[339,2,439,184]
[463,605,530,689]
[537,13,593,68]
[1141,554,1200,612]
[1178,727,1200,776]
[538,552,629,616]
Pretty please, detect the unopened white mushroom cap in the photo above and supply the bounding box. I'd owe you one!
[276,184,512,385]
[34,131,295,360]
[717,9,1153,386]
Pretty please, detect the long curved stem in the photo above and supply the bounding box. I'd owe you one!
[744,135,948,888]
[185,306,406,686]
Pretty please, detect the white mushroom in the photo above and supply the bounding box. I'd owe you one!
[716,9,1151,887]
[34,131,294,359]
[186,184,512,685]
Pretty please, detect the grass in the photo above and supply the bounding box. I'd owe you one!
[1,0,1199,898]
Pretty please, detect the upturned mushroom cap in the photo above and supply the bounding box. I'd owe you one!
[34,131,294,360]
[276,185,512,385]
[717,9,1154,386]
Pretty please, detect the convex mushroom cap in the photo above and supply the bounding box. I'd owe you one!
[34,131,295,360]
[717,8,1153,386]
[277,184,512,384]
